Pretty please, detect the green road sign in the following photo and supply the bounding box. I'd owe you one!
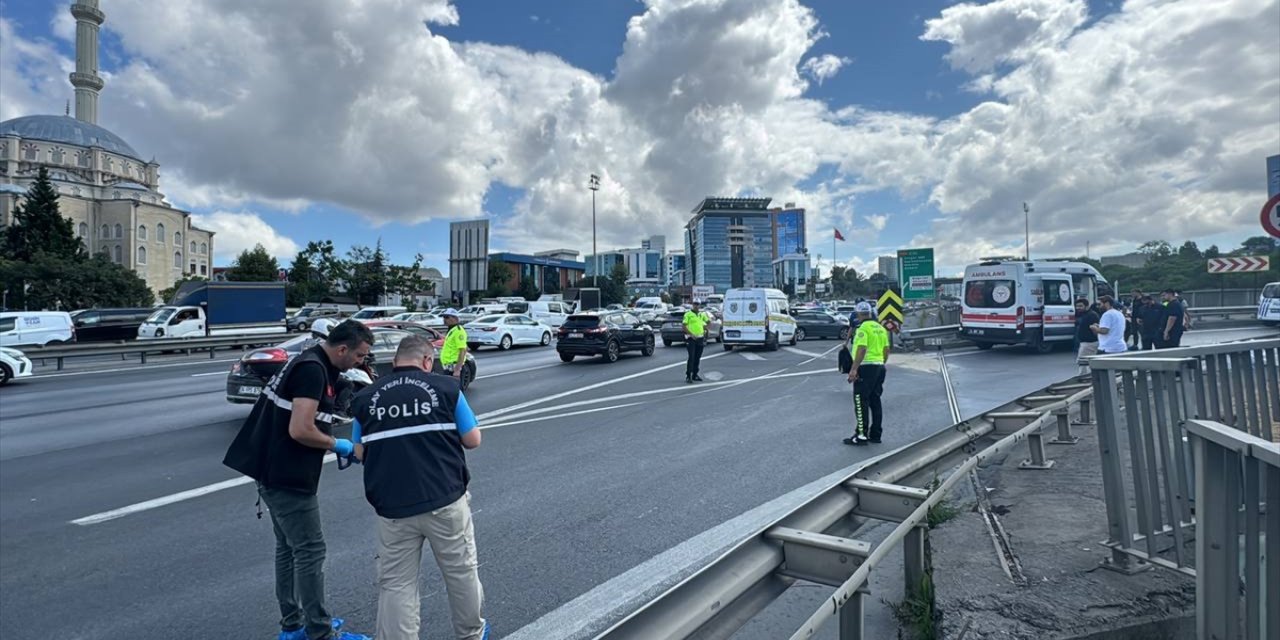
[897,248,935,301]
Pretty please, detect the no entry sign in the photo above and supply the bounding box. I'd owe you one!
[1262,193,1280,239]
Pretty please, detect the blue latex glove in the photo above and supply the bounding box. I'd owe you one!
[332,438,354,457]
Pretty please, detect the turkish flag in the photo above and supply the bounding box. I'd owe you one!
[834,228,846,241]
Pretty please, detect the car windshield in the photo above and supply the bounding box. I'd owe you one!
[350,309,380,319]
[294,309,315,317]
[1263,283,1280,299]
[277,334,316,354]
[564,315,601,328]
[147,308,175,323]
[474,315,504,324]
[392,312,413,320]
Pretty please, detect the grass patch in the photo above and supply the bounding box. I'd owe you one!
[889,573,940,640]
[925,474,961,529]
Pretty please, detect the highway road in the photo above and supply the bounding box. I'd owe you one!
[0,325,1274,639]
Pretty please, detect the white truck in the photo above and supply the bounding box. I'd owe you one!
[138,281,288,339]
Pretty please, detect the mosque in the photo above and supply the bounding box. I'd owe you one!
[0,0,215,296]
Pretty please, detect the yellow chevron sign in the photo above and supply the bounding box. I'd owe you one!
[877,289,904,323]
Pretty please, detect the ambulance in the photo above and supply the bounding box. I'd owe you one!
[960,259,1110,353]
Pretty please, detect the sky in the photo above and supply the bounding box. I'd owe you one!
[1,0,1277,278]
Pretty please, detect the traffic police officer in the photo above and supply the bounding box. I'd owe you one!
[223,319,376,640]
[349,335,488,640]
[440,309,469,382]
[683,300,711,383]
[844,302,890,446]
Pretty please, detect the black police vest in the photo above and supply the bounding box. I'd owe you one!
[223,346,339,495]
[352,367,469,519]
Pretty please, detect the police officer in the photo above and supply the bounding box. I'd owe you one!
[683,300,711,383]
[223,319,375,640]
[440,309,469,382]
[349,335,489,640]
[844,302,890,446]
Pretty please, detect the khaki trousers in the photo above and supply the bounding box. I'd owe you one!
[375,493,485,640]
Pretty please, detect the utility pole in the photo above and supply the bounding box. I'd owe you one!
[1022,202,1030,260]
[589,174,600,286]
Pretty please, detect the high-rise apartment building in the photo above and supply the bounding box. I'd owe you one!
[877,255,899,281]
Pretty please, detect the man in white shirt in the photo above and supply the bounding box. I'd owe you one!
[1091,295,1129,355]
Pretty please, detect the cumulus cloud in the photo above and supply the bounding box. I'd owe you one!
[2,0,1276,275]
[191,211,299,262]
[801,53,852,84]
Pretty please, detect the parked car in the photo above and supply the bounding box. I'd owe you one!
[349,306,407,322]
[69,308,153,342]
[556,312,655,363]
[226,326,476,409]
[391,312,445,327]
[659,310,722,346]
[791,310,851,342]
[464,314,554,350]
[504,300,572,327]
[287,306,343,332]
[0,311,75,347]
[0,347,33,386]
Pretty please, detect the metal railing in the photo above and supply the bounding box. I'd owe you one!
[1185,419,1279,640]
[1089,337,1280,638]
[586,379,1096,639]
[21,334,285,370]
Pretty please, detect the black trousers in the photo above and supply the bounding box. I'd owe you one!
[258,483,333,639]
[852,364,886,440]
[1138,333,1158,350]
[685,337,705,377]
[1156,332,1183,349]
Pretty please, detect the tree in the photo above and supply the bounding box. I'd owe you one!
[386,254,431,310]
[226,244,280,282]
[1,167,84,264]
[159,275,207,305]
[1237,236,1279,256]
[602,262,630,306]
[345,243,390,305]
[1136,240,1172,260]
[517,276,540,301]
[486,261,514,298]
[0,167,150,310]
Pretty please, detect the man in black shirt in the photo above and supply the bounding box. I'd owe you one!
[1157,289,1186,349]
[1134,295,1162,350]
[1074,298,1100,376]
[223,320,375,640]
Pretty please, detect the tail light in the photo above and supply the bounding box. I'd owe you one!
[479,327,497,332]
[585,326,607,335]
[1015,306,1025,332]
[246,348,289,363]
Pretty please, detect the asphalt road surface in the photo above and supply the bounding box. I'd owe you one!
[0,326,1274,639]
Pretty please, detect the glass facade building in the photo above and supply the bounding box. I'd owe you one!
[771,208,806,259]
[685,197,775,292]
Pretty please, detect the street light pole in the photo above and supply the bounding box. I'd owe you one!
[589,173,600,286]
[1023,201,1030,260]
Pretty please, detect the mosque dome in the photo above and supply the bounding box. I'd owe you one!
[0,114,142,160]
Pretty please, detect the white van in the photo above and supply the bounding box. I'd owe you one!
[1258,281,1280,325]
[506,300,572,327]
[721,288,797,350]
[633,298,669,314]
[961,259,1108,353]
[0,311,76,347]
[349,306,408,322]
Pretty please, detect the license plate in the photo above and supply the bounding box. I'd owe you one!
[969,329,985,335]
[569,332,583,338]
[726,330,740,337]
[238,385,262,396]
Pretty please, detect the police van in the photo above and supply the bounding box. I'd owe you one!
[961,259,1110,353]
[721,288,797,351]
[1259,281,1280,326]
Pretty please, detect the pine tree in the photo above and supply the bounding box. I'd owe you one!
[2,167,84,263]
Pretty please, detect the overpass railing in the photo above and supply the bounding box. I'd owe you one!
[1088,338,1279,638]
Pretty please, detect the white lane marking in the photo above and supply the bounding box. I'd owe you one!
[190,371,228,377]
[33,358,238,379]
[784,346,825,358]
[475,362,561,380]
[71,454,338,526]
[480,402,645,430]
[739,352,765,361]
[477,351,729,421]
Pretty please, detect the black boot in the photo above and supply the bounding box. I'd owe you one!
[685,374,693,384]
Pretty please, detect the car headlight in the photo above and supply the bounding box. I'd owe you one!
[0,347,23,358]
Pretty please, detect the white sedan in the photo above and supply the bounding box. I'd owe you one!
[464,314,554,350]
[0,347,34,386]
[392,312,446,327]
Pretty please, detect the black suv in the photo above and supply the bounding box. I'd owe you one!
[69,308,154,342]
[556,312,655,363]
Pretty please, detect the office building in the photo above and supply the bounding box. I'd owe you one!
[685,196,775,292]
[583,250,625,278]
[489,251,585,294]
[770,205,806,260]
[449,219,489,304]
[877,256,899,280]
[665,250,687,286]
[640,235,666,254]
[772,253,811,294]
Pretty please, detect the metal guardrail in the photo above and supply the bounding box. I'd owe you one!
[1185,419,1279,640]
[22,334,285,370]
[592,378,1097,639]
[1089,337,1279,639]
